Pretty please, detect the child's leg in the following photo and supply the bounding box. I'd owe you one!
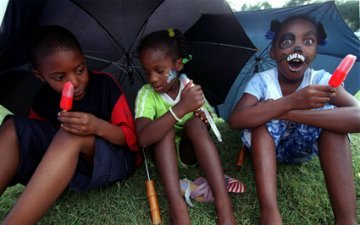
[184,117,236,225]
[251,125,282,225]
[3,129,95,225]
[318,130,357,225]
[152,129,190,225]
[0,119,20,195]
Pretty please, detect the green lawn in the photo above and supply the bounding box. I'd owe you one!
[0,93,359,225]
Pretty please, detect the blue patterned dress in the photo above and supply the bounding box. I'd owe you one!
[242,68,334,164]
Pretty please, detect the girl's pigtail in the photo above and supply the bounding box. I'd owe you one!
[317,22,327,46]
[173,29,192,64]
[265,20,280,40]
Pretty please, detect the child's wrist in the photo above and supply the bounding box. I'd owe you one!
[169,106,182,122]
[282,96,295,111]
[175,103,188,117]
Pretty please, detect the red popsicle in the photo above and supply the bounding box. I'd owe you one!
[328,54,357,88]
[60,81,74,111]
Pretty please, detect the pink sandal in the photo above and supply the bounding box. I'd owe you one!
[224,174,245,193]
[179,178,214,207]
[191,177,215,202]
[179,175,245,207]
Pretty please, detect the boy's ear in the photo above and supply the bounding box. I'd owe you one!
[175,58,184,71]
[269,48,276,60]
[32,69,45,82]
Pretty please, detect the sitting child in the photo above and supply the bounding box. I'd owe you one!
[229,15,360,225]
[0,25,139,224]
[135,28,236,225]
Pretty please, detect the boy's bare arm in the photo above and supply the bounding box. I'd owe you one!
[93,118,127,146]
[58,111,126,146]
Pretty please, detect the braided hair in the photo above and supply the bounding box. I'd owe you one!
[138,28,191,64]
[267,15,327,48]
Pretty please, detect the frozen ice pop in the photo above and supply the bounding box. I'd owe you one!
[328,54,357,88]
[180,74,222,142]
[60,81,74,111]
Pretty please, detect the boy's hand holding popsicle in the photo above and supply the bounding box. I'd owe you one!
[58,81,101,136]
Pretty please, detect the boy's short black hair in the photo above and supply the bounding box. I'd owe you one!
[269,15,327,48]
[28,25,82,68]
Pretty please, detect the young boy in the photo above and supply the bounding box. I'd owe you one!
[0,25,138,224]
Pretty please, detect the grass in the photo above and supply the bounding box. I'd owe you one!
[0,93,359,225]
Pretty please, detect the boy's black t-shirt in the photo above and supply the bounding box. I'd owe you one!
[29,71,138,152]
[31,71,120,126]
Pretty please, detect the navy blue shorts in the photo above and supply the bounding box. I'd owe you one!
[11,116,136,192]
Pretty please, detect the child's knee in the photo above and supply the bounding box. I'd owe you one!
[158,128,176,144]
[54,128,95,151]
[184,117,207,133]
[0,118,18,141]
[0,117,14,131]
[252,125,271,138]
[318,130,350,151]
[319,130,349,143]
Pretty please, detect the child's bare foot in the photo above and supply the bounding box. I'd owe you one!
[259,208,282,225]
[169,200,190,225]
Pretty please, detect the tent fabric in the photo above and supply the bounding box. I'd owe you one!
[218,1,360,120]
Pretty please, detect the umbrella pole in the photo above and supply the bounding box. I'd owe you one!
[179,74,222,142]
[142,148,161,225]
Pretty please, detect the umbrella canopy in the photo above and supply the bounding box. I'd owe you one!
[0,0,256,115]
[218,2,360,120]
[184,14,256,105]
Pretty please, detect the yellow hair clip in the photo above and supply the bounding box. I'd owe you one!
[168,28,175,38]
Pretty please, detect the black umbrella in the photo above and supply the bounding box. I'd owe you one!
[0,0,256,115]
[184,13,257,105]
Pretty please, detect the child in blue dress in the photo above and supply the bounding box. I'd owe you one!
[0,25,139,224]
[135,29,236,225]
[229,15,360,225]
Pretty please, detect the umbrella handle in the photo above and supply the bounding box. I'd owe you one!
[203,108,222,142]
[236,146,246,167]
[146,180,161,225]
[179,74,222,142]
